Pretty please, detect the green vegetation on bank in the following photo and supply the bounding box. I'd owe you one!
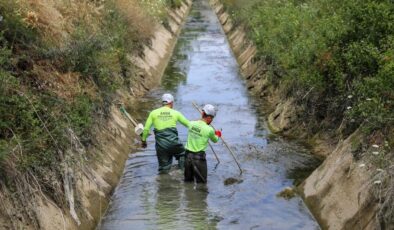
[221,0,393,225]
[0,0,125,183]
[0,0,183,222]
[166,0,184,8]
[223,0,394,135]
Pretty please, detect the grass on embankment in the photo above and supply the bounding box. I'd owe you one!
[0,0,183,227]
[221,0,393,226]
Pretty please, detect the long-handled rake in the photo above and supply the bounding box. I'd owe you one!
[192,101,242,174]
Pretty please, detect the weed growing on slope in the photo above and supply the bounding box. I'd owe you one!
[1,0,185,226]
[0,1,38,49]
[166,0,184,8]
[0,0,154,225]
[223,0,394,135]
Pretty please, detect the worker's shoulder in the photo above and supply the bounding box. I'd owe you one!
[189,120,200,125]
[200,122,214,133]
[151,106,180,114]
[205,124,215,133]
[168,108,184,116]
[150,107,164,115]
[194,120,212,131]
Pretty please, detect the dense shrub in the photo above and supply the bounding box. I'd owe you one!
[223,0,394,133]
[0,0,178,188]
[0,0,183,174]
[0,0,127,177]
[0,0,182,225]
[0,1,38,49]
[166,0,184,8]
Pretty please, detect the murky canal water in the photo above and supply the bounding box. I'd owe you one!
[99,0,320,229]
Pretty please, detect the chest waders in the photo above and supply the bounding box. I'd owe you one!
[184,150,207,183]
[154,127,185,173]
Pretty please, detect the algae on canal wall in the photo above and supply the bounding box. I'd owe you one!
[0,1,191,229]
[210,0,383,229]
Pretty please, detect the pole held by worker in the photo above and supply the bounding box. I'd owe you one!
[119,104,145,135]
[192,101,243,174]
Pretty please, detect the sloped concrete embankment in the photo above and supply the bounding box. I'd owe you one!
[209,0,377,229]
[3,1,192,230]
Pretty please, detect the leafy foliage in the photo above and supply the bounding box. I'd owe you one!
[0,0,165,189]
[166,0,184,8]
[0,1,38,48]
[0,0,183,226]
[0,0,132,176]
[224,0,394,133]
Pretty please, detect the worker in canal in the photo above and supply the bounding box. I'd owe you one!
[141,93,190,173]
[184,104,221,183]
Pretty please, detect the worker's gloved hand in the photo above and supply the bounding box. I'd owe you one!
[215,130,222,138]
[141,141,147,148]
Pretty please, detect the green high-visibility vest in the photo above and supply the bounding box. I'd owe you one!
[142,106,189,141]
[185,120,219,152]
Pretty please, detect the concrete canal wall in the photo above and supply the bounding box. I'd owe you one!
[209,0,378,229]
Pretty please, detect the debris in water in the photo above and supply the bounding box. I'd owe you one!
[277,187,296,200]
[224,177,242,185]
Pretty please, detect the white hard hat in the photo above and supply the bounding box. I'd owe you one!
[162,93,174,104]
[202,104,216,117]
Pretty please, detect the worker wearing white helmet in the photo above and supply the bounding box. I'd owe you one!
[184,104,221,183]
[141,93,190,173]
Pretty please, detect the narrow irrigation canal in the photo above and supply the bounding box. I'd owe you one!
[99,0,320,229]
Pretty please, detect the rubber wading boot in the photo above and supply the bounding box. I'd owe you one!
[178,156,185,170]
[159,165,171,174]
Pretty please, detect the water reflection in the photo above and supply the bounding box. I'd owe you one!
[183,184,217,229]
[155,174,183,228]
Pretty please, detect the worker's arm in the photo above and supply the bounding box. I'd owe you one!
[177,112,190,128]
[141,113,153,141]
[208,128,219,143]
